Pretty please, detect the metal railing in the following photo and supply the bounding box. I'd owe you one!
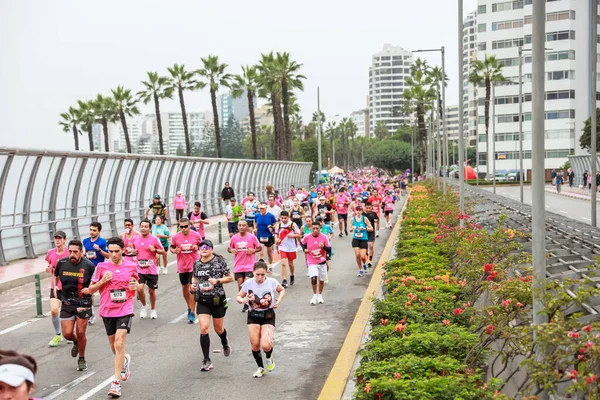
[568,154,600,187]
[0,147,312,264]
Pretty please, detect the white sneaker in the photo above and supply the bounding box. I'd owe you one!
[158,266,164,274]
[253,367,266,378]
[376,230,379,238]
[310,294,318,305]
[140,306,148,319]
[150,309,157,319]
[317,294,324,304]
[163,267,168,275]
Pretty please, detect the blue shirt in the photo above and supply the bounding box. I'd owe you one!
[255,212,277,239]
[320,224,334,236]
[309,191,318,205]
[82,236,108,266]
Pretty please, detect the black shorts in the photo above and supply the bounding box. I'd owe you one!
[352,239,369,250]
[196,301,228,319]
[50,289,62,300]
[161,243,169,251]
[234,271,254,281]
[103,315,133,336]
[228,222,239,234]
[175,209,184,221]
[60,305,92,320]
[247,309,276,326]
[384,210,393,216]
[246,220,255,228]
[258,236,275,248]
[367,234,375,243]
[179,271,193,285]
[337,213,348,221]
[292,219,303,229]
[139,274,158,290]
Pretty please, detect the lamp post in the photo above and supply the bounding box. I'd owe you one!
[458,0,465,226]
[518,46,525,203]
[591,0,598,226]
[492,83,496,194]
[317,86,322,184]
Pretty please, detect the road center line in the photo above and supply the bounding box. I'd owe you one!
[560,210,568,214]
[75,376,114,400]
[46,371,96,399]
[0,313,49,335]
[169,312,188,324]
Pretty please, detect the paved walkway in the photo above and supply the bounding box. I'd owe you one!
[545,184,600,202]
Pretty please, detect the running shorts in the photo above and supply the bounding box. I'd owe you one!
[247,309,276,326]
[352,239,369,250]
[139,274,158,290]
[103,315,133,336]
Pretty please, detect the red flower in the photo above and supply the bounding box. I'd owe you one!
[393,372,401,380]
[569,369,578,379]
[584,325,592,332]
[501,299,511,308]
[453,308,464,316]
[586,374,597,384]
[377,393,382,400]
[483,264,494,273]
[442,319,450,326]
[395,323,406,333]
[365,383,371,393]
[485,325,496,335]
[580,348,587,354]
[380,318,388,326]
[568,331,580,339]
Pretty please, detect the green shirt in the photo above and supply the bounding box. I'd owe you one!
[151,224,170,246]
[228,204,243,223]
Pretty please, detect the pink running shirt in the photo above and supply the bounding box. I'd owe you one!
[301,233,330,265]
[171,230,202,273]
[92,260,139,318]
[45,248,68,289]
[131,234,163,275]
[228,233,261,273]
[335,193,351,214]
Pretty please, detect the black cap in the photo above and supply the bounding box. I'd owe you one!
[199,239,214,249]
[54,231,66,239]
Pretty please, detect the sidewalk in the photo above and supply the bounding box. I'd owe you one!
[544,184,600,202]
[0,214,227,292]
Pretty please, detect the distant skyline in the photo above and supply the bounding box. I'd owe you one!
[0,0,477,151]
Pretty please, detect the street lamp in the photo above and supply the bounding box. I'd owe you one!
[458,0,465,225]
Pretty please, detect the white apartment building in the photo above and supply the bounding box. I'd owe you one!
[475,0,597,173]
[368,44,413,136]
[160,112,206,156]
[350,109,368,137]
[445,105,460,141]
[463,11,479,146]
[108,116,144,153]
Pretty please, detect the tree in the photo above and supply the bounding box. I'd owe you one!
[138,72,173,155]
[111,86,140,154]
[365,139,412,172]
[231,65,259,159]
[59,107,82,151]
[325,121,338,165]
[92,94,117,152]
[469,54,507,174]
[257,52,284,160]
[221,117,246,158]
[580,108,600,152]
[76,100,96,152]
[166,64,197,156]
[374,120,391,140]
[197,55,232,159]
[392,124,415,144]
[293,137,330,169]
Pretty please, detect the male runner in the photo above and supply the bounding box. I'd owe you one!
[367,188,383,237]
[243,192,259,228]
[120,219,139,264]
[131,219,165,319]
[335,188,351,237]
[254,203,277,267]
[225,198,243,238]
[266,195,282,220]
[188,202,209,239]
[170,217,202,323]
[364,202,379,270]
[275,211,301,287]
[86,237,138,398]
[316,196,333,226]
[46,231,68,347]
[83,222,108,324]
[54,239,95,371]
[145,194,168,225]
[301,221,332,305]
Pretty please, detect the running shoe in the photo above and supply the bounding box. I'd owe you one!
[223,344,231,357]
[88,313,95,325]
[266,357,275,372]
[253,367,266,378]
[367,262,372,270]
[282,279,288,288]
[310,294,318,305]
[290,275,295,286]
[150,309,158,319]
[339,233,343,237]
[188,310,196,323]
[362,264,368,272]
[324,276,329,284]
[163,267,168,275]
[71,341,79,357]
[108,380,121,398]
[376,231,379,238]
[77,358,88,371]
[140,306,148,319]
[200,358,213,371]
[48,334,62,347]
[121,354,131,381]
[357,270,364,277]
[317,294,324,304]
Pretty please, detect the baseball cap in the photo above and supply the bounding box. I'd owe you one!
[199,239,214,249]
[54,231,66,239]
[0,350,37,388]
[319,196,326,200]
[153,194,161,199]
[230,198,237,202]
[177,191,182,195]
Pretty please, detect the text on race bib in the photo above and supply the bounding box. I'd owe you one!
[137,259,150,268]
[110,289,127,303]
[86,250,96,259]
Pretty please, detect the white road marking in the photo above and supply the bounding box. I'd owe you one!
[0,312,50,335]
[45,371,96,399]
[169,312,188,324]
[560,210,568,215]
[9,298,36,307]
[75,376,114,400]
[582,217,591,221]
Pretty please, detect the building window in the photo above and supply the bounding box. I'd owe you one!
[478,42,487,51]
[478,23,486,33]
[492,38,524,50]
[524,10,575,24]
[492,1,523,12]
[524,30,575,44]
[478,4,486,13]
[547,70,575,80]
[492,19,524,31]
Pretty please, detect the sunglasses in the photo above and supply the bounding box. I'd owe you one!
[180,225,190,229]
[199,244,212,251]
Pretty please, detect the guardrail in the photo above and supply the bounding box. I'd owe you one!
[0,147,312,265]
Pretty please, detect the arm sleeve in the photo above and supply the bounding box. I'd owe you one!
[201,212,208,219]
[53,263,60,276]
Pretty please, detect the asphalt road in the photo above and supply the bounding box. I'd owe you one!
[0,206,402,400]
[480,185,600,226]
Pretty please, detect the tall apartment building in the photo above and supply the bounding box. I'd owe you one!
[219,92,254,126]
[368,44,413,136]
[475,0,597,173]
[160,112,206,156]
[350,109,368,137]
[463,11,479,146]
[240,104,273,134]
[445,105,460,141]
[108,116,144,153]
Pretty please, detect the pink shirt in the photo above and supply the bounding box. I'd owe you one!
[122,233,138,259]
[131,234,163,275]
[171,230,202,273]
[45,248,68,289]
[92,260,139,318]
[301,233,330,265]
[189,211,207,238]
[335,193,351,214]
[383,196,395,211]
[173,196,187,210]
[229,233,261,273]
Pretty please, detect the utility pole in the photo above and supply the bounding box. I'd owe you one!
[442,47,448,195]
[492,83,496,194]
[317,86,322,184]
[591,0,598,226]
[458,0,465,226]
[518,46,525,203]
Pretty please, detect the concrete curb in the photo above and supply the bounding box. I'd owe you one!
[0,271,51,293]
[544,188,600,202]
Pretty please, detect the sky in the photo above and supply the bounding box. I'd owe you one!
[0,0,477,151]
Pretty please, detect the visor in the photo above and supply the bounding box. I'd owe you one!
[0,364,35,387]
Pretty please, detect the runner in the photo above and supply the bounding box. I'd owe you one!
[349,205,373,277]
[188,202,209,240]
[53,239,95,371]
[132,219,165,319]
[46,231,68,347]
[151,215,170,274]
[367,188,383,237]
[83,222,108,324]
[301,220,332,304]
[173,191,187,225]
[254,203,277,267]
[225,198,243,238]
[335,187,351,237]
[266,195,282,220]
[145,194,168,225]
[275,211,301,287]
[316,196,333,226]
[170,217,202,323]
[190,239,234,371]
[228,220,262,312]
[236,260,285,378]
[120,219,139,264]
[243,192,259,228]
[382,191,396,229]
[289,198,305,233]
[86,237,138,398]
[364,202,379,270]
[301,215,313,236]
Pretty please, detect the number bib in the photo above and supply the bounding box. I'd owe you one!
[311,249,322,257]
[86,250,96,259]
[355,232,364,239]
[110,289,127,303]
[180,244,193,254]
[260,237,269,243]
[137,259,150,268]
[236,243,248,251]
[199,281,214,292]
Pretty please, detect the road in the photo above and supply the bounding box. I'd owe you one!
[0,206,402,400]
[480,185,600,226]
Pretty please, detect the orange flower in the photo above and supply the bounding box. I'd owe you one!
[442,319,450,326]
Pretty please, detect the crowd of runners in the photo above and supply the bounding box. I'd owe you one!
[40,168,404,398]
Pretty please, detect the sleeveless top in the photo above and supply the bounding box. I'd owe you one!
[352,215,368,241]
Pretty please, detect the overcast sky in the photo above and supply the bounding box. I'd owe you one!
[0,0,477,151]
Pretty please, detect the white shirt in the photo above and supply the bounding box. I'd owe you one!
[276,221,300,252]
[266,205,282,220]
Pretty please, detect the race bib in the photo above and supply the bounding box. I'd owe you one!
[86,250,96,259]
[137,259,150,268]
[181,244,193,254]
[311,249,322,257]
[200,281,214,292]
[355,232,364,239]
[236,243,248,251]
[110,289,127,303]
[260,237,269,243]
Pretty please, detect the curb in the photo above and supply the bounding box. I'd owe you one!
[317,196,409,400]
[0,271,51,293]
[544,188,600,202]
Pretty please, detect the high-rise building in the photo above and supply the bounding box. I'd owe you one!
[160,112,206,156]
[350,109,368,137]
[240,104,273,134]
[109,116,144,153]
[463,11,479,146]
[92,124,103,151]
[475,0,596,173]
[445,105,460,141]
[368,44,413,136]
[219,92,254,126]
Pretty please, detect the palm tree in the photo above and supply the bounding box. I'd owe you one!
[92,94,117,152]
[138,72,173,155]
[374,120,390,140]
[403,58,437,173]
[429,66,449,173]
[197,55,232,159]
[76,100,97,152]
[469,54,506,175]
[166,64,198,156]
[325,121,338,165]
[111,86,140,154]
[257,52,285,160]
[59,107,82,151]
[231,65,259,159]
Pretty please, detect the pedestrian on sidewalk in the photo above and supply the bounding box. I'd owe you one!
[584,170,589,190]
[221,182,235,207]
[588,173,593,191]
[173,191,187,225]
[555,172,563,193]
[596,172,600,192]
[568,168,574,187]
[551,169,557,185]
